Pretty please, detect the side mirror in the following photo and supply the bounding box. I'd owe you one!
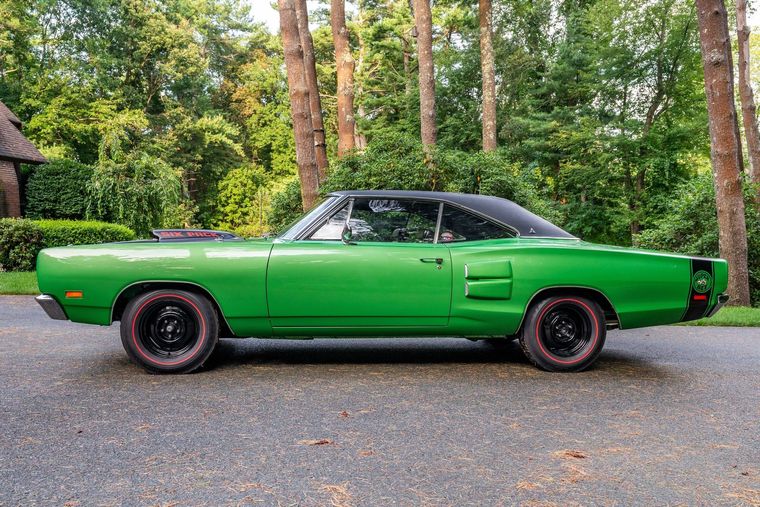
[341,224,354,244]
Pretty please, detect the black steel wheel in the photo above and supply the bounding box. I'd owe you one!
[120,290,219,374]
[519,296,606,372]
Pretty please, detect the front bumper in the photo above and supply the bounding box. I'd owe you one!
[706,294,730,318]
[35,294,68,320]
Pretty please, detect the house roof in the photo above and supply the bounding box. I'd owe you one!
[0,101,21,127]
[0,100,47,164]
[329,190,576,239]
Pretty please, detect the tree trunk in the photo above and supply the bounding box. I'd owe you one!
[279,0,319,210]
[479,0,497,152]
[735,0,760,205]
[695,0,751,306]
[294,0,328,181]
[331,0,356,157]
[414,0,436,147]
[354,4,368,151]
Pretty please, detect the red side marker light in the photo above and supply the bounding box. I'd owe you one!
[65,291,83,299]
[693,294,707,301]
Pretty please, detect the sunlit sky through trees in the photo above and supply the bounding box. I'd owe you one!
[251,1,760,33]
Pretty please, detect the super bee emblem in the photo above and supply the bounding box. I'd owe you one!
[692,270,713,294]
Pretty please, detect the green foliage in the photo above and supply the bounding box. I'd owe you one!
[0,219,43,272]
[36,220,135,249]
[268,133,562,235]
[0,218,135,272]
[25,159,94,220]
[637,173,760,306]
[322,133,560,220]
[86,110,182,237]
[214,164,269,232]
[267,179,304,234]
[87,155,181,238]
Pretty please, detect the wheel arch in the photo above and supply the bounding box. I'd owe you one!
[519,286,620,332]
[111,281,235,337]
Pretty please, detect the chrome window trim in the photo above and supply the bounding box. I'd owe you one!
[439,202,519,240]
[295,195,352,241]
[302,193,522,241]
[345,198,355,225]
[301,196,441,244]
[433,202,444,244]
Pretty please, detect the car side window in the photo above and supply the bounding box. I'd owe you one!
[309,203,350,240]
[439,204,515,242]
[350,198,439,243]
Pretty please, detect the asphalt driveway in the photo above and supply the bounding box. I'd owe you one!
[1,295,758,506]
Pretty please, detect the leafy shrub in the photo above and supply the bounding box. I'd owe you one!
[232,224,269,238]
[0,219,134,271]
[267,179,303,234]
[25,159,94,220]
[0,219,43,272]
[87,154,181,237]
[85,110,182,237]
[214,164,269,231]
[637,173,760,306]
[36,220,135,248]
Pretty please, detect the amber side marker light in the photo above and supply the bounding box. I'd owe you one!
[65,291,84,299]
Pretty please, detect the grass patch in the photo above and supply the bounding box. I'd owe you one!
[0,271,39,295]
[680,306,760,327]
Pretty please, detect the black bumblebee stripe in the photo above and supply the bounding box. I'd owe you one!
[681,258,714,322]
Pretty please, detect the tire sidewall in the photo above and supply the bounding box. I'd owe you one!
[520,296,606,372]
[120,290,218,374]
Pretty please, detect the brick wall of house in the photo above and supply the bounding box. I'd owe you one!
[0,160,21,217]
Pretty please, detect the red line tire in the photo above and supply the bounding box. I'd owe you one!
[120,290,219,374]
[519,296,606,372]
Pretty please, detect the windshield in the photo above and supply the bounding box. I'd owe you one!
[277,196,340,239]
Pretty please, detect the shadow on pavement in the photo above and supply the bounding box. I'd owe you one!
[197,337,672,379]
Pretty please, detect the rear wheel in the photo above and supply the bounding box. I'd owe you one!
[120,290,218,374]
[519,296,606,372]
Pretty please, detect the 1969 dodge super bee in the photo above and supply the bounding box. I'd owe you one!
[35,190,729,373]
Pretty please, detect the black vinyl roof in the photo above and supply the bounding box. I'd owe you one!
[329,190,576,239]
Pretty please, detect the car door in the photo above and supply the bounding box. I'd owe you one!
[266,197,452,331]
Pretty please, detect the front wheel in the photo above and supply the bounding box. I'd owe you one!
[120,290,219,374]
[519,296,606,372]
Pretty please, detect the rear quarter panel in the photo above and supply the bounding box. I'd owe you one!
[447,239,725,335]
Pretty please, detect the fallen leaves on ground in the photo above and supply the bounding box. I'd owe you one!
[560,464,590,484]
[298,438,333,446]
[234,482,274,494]
[725,488,760,506]
[320,483,352,507]
[726,489,760,507]
[552,449,587,459]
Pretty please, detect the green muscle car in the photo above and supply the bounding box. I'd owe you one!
[35,190,729,373]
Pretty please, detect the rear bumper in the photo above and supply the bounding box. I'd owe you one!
[706,294,729,318]
[35,294,68,320]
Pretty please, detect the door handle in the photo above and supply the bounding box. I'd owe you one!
[420,257,443,264]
